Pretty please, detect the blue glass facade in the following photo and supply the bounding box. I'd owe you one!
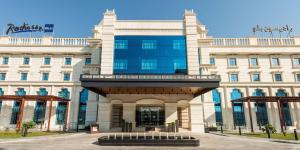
[231,89,246,126]
[253,89,269,125]
[212,89,223,125]
[113,36,187,74]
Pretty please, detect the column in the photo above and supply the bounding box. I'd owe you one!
[123,103,136,131]
[202,92,216,127]
[189,96,204,133]
[165,103,178,124]
[223,87,234,130]
[97,96,111,132]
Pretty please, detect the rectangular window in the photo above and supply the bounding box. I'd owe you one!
[141,59,157,70]
[115,40,128,49]
[142,40,157,50]
[210,57,215,65]
[23,57,30,65]
[64,57,72,65]
[228,58,237,67]
[173,40,186,50]
[44,57,51,65]
[56,102,67,125]
[230,73,238,82]
[0,73,6,80]
[296,74,300,82]
[293,58,300,66]
[0,100,2,113]
[85,58,91,65]
[250,58,258,66]
[274,73,282,82]
[2,57,9,65]
[42,73,49,81]
[114,59,128,70]
[10,101,20,124]
[63,73,71,81]
[252,73,260,82]
[20,73,28,81]
[271,57,280,66]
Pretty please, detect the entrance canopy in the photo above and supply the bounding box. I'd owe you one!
[0,95,70,131]
[231,96,300,133]
[80,74,220,96]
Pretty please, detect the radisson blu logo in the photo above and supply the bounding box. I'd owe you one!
[6,23,54,35]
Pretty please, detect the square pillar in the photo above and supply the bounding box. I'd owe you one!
[189,97,204,133]
[122,103,136,130]
[98,102,111,132]
[165,103,178,124]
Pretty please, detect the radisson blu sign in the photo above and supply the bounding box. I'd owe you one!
[6,23,54,35]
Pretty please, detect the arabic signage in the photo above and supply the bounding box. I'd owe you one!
[252,25,293,37]
[6,23,54,35]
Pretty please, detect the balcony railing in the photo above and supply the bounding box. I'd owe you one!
[80,74,221,81]
[211,38,297,47]
[0,37,88,46]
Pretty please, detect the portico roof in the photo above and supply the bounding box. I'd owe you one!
[80,74,220,96]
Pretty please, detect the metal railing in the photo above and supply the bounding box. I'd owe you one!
[80,74,221,80]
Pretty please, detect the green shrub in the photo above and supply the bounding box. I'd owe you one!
[262,124,276,134]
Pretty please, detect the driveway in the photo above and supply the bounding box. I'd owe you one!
[0,133,299,150]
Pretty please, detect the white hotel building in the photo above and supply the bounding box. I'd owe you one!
[0,10,299,133]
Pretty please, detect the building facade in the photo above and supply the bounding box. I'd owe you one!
[0,10,300,133]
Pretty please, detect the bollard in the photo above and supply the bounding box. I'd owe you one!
[167,132,169,140]
[114,133,117,140]
[121,133,123,140]
[144,132,146,140]
[159,132,161,140]
[266,127,271,139]
[221,125,223,134]
[136,132,138,140]
[294,129,298,141]
[238,127,242,136]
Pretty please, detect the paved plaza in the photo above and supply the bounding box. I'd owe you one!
[0,133,299,150]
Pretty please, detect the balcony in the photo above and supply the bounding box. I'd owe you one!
[80,74,220,96]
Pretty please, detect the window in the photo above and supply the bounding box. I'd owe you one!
[252,73,260,82]
[274,73,282,82]
[114,59,128,70]
[250,58,258,66]
[142,40,157,49]
[296,74,300,82]
[276,90,292,126]
[23,57,30,65]
[210,57,215,65]
[42,73,49,81]
[141,59,157,70]
[56,88,69,125]
[252,89,268,125]
[37,88,48,96]
[44,57,51,65]
[293,58,300,66]
[33,102,45,124]
[228,58,237,67]
[64,57,72,65]
[231,89,245,126]
[271,57,280,66]
[20,73,28,81]
[173,59,186,71]
[0,73,6,80]
[85,58,91,65]
[212,89,222,125]
[78,89,89,125]
[173,40,186,50]
[2,57,9,65]
[63,73,71,81]
[115,40,128,49]
[230,73,238,82]
[11,88,26,124]
[0,88,4,113]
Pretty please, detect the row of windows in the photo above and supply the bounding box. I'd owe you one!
[212,88,292,126]
[228,72,298,82]
[0,72,71,81]
[0,56,92,65]
[0,88,89,125]
[210,57,300,68]
[115,39,186,50]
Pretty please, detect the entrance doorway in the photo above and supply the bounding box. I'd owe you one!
[136,106,165,127]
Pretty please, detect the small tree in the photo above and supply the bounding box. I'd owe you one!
[21,121,36,137]
[263,124,276,134]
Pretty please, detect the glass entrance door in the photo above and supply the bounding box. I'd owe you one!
[136,106,164,127]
